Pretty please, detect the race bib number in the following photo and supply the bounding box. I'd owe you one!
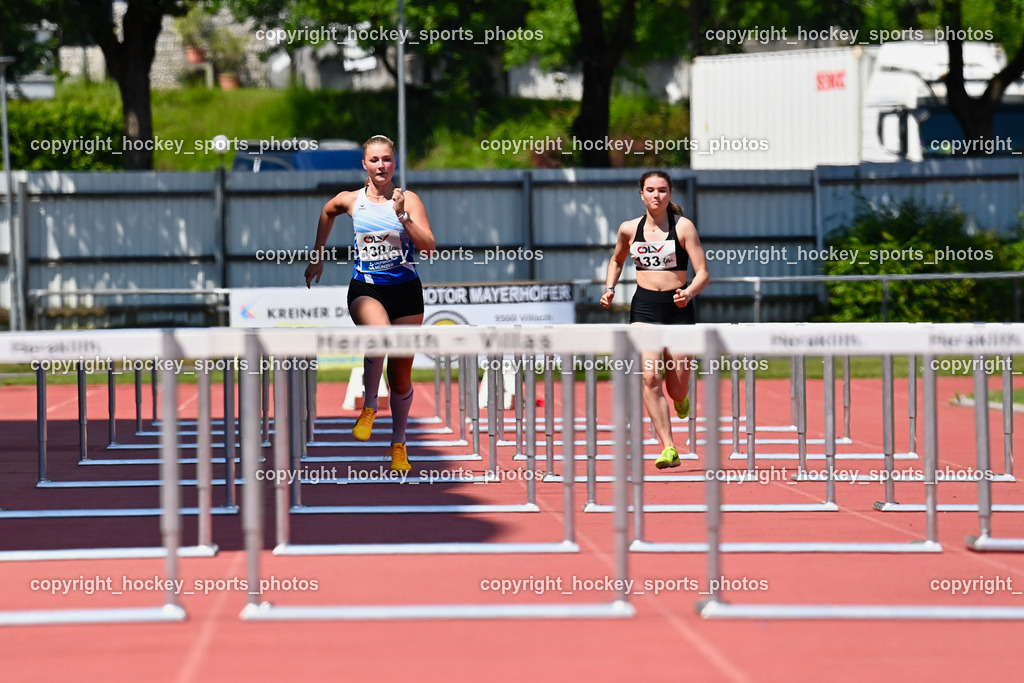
[358,230,404,271]
[631,240,677,270]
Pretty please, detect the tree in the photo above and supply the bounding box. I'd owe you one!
[55,1,204,170]
[508,0,861,166]
[0,1,59,81]
[943,0,1024,154]
[863,0,1024,156]
[225,0,528,109]
[571,0,637,167]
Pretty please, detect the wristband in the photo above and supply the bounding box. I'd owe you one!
[398,211,409,222]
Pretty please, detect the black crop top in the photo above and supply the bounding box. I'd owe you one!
[630,209,687,271]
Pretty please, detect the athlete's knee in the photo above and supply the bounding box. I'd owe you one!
[387,370,413,395]
[642,369,663,391]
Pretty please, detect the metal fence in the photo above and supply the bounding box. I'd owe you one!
[3,158,1023,329]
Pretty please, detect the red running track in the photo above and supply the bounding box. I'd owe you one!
[0,373,1022,682]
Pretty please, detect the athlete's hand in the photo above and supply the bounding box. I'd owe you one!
[392,187,405,216]
[304,261,323,288]
[600,288,614,309]
[673,289,691,308]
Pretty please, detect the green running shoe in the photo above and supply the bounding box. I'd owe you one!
[674,396,690,419]
[655,446,681,469]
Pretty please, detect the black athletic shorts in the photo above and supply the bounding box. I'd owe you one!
[347,277,425,321]
[629,285,696,325]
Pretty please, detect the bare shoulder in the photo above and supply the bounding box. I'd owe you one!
[672,214,697,238]
[618,216,641,238]
[326,188,360,215]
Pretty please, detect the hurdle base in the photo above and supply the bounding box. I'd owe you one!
[698,601,1024,620]
[273,541,579,555]
[240,600,635,621]
[966,534,1024,552]
[0,545,219,561]
[0,506,238,519]
[631,540,941,553]
[0,604,186,626]
[290,503,540,514]
[584,502,840,514]
[874,503,1024,513]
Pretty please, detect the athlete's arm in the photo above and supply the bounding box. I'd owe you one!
[305,190,355,288]
[673,216,709,308]
[392,189,436,253]
[601,220,634,309]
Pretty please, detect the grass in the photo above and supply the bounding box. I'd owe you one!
[47,82,690,171]
[982,389,1024,405]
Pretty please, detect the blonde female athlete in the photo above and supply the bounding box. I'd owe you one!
[600,170,709,468]
[304,135,436,471]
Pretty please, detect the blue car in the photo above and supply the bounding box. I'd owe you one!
[232,139,369,171]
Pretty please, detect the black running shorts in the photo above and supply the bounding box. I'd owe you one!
[347,277,425,321]
[629,285,696,325]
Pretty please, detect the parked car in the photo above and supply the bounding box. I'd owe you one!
[231,139,367,171]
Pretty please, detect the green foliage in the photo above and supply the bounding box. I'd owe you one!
[824,199,1023,322]
[0,1,60,78]
[609,95,689,167]
[173,4,215,49]
[8,81,123,170]
[151,85,296,170]
[18,80,690,171]
[210,27,246,73]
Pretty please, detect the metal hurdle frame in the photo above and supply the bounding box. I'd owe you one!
[270,345,580,553]
[699,322,1024,621]
[241,325,635,620]
[634,323,944,554]
[874,351,1020,511]
[0,329,250,550]
[966,352,1024,551]
[0,329,190,624]
[276,349,542,517]
[589,326,845,520]
[33,363,244,510]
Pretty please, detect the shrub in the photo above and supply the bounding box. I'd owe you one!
[824,199,1022,322]
[9,91,123,170]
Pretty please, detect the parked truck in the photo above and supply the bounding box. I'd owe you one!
[689,41,1024,169]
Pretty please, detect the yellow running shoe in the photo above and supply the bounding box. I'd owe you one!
[655,446,681,469]
[352,407,376,441]
[674,396,690,420]
[389,443,410,471]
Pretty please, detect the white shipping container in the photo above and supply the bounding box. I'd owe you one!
[690,48,874,170]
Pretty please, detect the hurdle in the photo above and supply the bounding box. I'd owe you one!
[698,322,1024,621]
[633,323,944,553]
[588,327,855,518]
[600,327,846,525]
[0,329,189,624]
[34,364,243,508]
[296,352,470,454]
[263,332,566,519]
[966,353,1024,551]
[241,325,634,620]
[271,354,577,555]
[27,356,238,535]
